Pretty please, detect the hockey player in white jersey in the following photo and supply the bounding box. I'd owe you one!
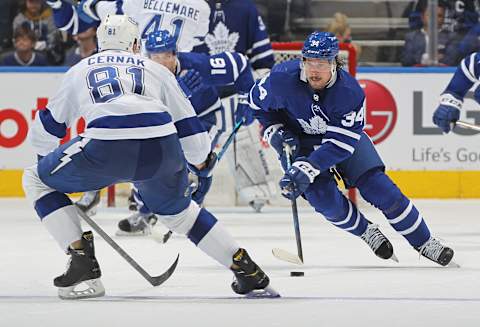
[76,0,210,51]
[22,15,276,299]
[117,29,258,235]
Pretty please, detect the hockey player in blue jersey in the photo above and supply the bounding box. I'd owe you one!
[22,15,275,299]
[250,31,455,267]
[117,29,256,235]
[433,52,480,133]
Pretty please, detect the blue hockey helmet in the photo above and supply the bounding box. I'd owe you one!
[145,30,177,54]
[301,31,339,61]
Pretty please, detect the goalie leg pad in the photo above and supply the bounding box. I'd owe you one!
[356,168,431,247]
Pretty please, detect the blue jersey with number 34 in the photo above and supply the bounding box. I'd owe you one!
[249,59,366,172]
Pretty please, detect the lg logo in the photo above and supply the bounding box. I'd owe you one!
[358,79,397,144]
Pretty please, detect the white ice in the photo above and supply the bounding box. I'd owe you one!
[1,198,479,327]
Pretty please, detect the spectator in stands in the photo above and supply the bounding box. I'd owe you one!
[326,12,361,58]
[64,27,97,66]
[0,0,19,54]
[1,25,47,66]
[13,0,64,65]
[402,2,459,66]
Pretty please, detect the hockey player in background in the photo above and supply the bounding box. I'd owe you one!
[250,31,456,267]
[46,0,211,211]
[22,15,275,299]
[117,29,257,235]
[193,0,277,212]
[433,52,480,133]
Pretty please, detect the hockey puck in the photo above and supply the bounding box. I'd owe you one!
[290,271,304,277]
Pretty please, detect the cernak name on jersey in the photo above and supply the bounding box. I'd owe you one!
[87,55,146,67]
[143,0,201,21]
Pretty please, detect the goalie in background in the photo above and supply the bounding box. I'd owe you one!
[250,31,456,267]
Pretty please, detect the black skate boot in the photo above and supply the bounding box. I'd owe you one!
[54,231,105,299]
[230,249,279,298]
[415,237,455,267]
[128,189,138,211]
[75,190,101,216]
[116,212,157,236]
[360,224,398,262]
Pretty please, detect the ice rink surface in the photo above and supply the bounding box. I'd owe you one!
[1,198,479,327]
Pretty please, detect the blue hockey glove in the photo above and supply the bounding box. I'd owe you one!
[279,158,320,199]
[263,124,300,170]
[77,0,101,24]
[433,93,462,133]
[177,70,203,99]
[235,93,254,126]
[188,152,218,205]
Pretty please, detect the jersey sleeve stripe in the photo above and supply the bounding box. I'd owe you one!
[326,126,361,140]
[174,116,206,138]
[39,109,67,139]
[249,49,274,64]
[239,53,248,72]
[461,55,477,83]
[321,138,355,153]
[246,38,272,54]
[225,52,239,80]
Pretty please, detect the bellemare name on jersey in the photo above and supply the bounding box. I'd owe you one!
[143,0,201,21]
[87,55,146,67]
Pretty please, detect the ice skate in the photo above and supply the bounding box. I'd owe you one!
[360,224,398,262]
[116,212,157,236]
[75,190,101,216]
[415,237,457,267]
[230,248,279,298]
[249,199,266,213]
[54,231,105,300]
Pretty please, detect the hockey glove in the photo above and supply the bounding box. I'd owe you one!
[187,152,218,204]
[433,93,462,133]
[235,93,254,126]
[77,0,101,23]
[177,70,203,99]
[279,158,320,199]
[264,124,300,171]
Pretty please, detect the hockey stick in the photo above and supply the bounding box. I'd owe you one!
[76,207,179,286]
[154,120,245,244]
[272,144,304,265]
[217,119,244,161]
[453,120,480,132]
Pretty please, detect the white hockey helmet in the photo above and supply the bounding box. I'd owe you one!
[97,14,139,52]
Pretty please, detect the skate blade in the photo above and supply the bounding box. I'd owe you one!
[447,261,461,268]
[390,253,399,263]
[245,285,281,299]
[272,248,303,265]
[58,278,105,300]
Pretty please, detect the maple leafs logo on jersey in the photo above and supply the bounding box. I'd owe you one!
[205,22,239,55]
[297,116,327,135]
